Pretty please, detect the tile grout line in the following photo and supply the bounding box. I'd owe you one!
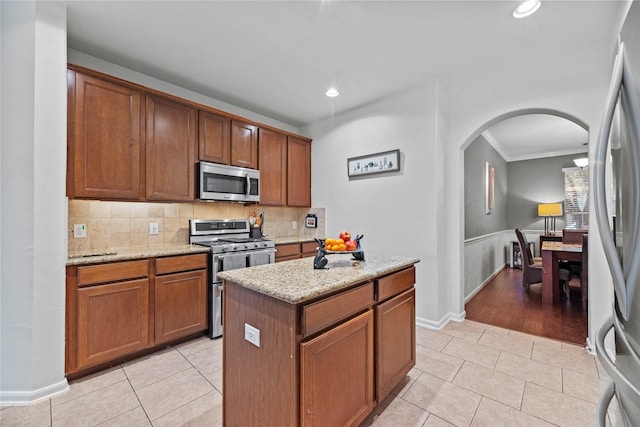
[120,363,153,426]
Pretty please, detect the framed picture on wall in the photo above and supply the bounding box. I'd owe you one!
[485,162,495,215]
[347,149,400,177]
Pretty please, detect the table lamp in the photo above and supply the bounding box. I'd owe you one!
[538,202,563,235]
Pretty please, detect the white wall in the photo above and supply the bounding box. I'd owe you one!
[305,13,626,343]
[464,230,512,300]
[442,37,620,343]
[1,1,68,403]
[303,81,451,327]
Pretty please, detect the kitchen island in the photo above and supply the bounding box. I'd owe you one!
[218,254,419,427]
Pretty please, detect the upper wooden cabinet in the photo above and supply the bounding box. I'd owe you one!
[68,71,143,200]
[145,95,197,201]
[231,120,258,169]
[67,66,311,204]
[258,128,287,206]
[198,110,231,164]
[287,136,312,207]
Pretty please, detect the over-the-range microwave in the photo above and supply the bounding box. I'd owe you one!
[198,161,260,203]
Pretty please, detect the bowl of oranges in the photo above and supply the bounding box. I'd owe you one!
[323,231,362,253]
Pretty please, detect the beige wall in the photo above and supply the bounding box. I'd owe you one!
[68,199,325,254]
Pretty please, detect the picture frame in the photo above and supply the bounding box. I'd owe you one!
[485,162,495,215]
[347,149,400,177]
[305,214,317,228]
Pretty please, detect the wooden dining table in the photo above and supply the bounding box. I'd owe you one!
[541,241,583,304]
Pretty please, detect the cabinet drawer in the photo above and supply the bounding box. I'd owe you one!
[77,260,149,286]
[275,243,300,259]
[303,282,374,337]
[300,241,318,257]
[377,267,415,302]
[155,253,207,275]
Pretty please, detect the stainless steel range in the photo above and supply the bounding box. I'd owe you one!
[189,219,275,338]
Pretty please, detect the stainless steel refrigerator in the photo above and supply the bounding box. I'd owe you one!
[594,2,640,426]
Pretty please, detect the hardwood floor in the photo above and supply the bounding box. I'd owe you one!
[465,266,588,345]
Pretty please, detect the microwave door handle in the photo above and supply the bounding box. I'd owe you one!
[245,174,251,197]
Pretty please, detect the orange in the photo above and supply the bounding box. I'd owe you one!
[337,238,344,245]
[331,244,340,251]
[338,244,346,251]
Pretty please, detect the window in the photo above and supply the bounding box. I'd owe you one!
[564,166,589,229]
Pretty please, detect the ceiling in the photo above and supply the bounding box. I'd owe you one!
[482,114,589,162]
[65,1,623,159]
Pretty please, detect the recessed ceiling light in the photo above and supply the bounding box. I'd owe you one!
[325,88,339,97]
[513,0,541,19]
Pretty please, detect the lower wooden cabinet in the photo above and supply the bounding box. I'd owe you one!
[66,252,208,376]
[155,269,207,345]
[223,264,416,427]
[275,241,318,262]
[300,310,375,427]
[77,278,149,370]
[375,288,416,402]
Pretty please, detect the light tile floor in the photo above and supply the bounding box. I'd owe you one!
[1,320,622,426]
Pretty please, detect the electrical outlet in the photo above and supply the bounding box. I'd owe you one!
[292,221,297,230]
[73,224,86,238]
[244,323,260,347]
[149,223,159,235]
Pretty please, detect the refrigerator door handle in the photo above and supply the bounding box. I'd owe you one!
[596,381,615,427]
[594,44,633,319]
[596,318,640,419]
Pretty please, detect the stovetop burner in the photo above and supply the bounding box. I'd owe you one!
[189,219,275,254]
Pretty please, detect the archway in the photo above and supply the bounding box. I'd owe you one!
[460,108,590,344]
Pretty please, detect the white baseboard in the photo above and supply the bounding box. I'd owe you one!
[417,310,466,330]
[0,378,69,406]
[465,264,507,303]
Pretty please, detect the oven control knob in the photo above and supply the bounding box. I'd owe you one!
[222,246,230,252]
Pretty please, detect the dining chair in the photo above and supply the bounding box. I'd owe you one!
[580,233,588,310]
[515,228,571,294]
[563,228,588,244]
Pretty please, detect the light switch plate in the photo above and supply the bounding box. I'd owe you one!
[149,223,159,235]
[244,323,260,347]
[292,221,297,230]
[73,224,86,238]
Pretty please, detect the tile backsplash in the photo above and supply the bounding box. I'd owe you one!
[67,199,326,255]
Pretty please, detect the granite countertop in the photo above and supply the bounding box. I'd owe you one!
[273,236,322,245]
[217,253,420,304]
[66,244,210,266]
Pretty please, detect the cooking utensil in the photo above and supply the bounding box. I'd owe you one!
[259,212,264,236]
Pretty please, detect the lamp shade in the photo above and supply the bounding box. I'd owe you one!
[538,203,563,217]
[573,157,589,168]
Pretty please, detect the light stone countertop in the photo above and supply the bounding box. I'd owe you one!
[272,236,321,245]
[217,253,420,304]
[66,244,210,266]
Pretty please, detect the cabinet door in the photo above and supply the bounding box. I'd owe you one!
[155,269,207,344]
[375,288,415,402]
[146,95,197,201]
[77,279,149,370]
[300,310,374,427]
[71,72,143,200]
[231,120,258,169]
[199,110,231,164]
[287,136,311,207]
[275,243,300,262]
[258,128,287,205]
